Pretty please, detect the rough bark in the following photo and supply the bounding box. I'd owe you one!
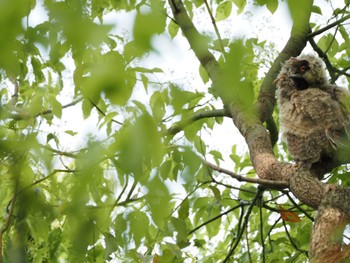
[169,0,350,262]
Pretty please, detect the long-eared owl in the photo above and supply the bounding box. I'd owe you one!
[275,54,350,176]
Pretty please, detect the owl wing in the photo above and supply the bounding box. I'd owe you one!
[292,87,348,149]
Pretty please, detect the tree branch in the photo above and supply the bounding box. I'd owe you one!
[203,159,289,189]
[89,99,123,125]
[224,188,263,262]
[203,0,225,56]
[308,36,350,83]
[282,219,309,256]
[41,145,81,158]
[166,108,229,135]
[307,14,350,38]
[8,98,83,120]
[188,203,243,235]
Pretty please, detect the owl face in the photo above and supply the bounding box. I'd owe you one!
[286,55,328,88]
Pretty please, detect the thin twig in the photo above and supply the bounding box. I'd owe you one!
[89,99,123,125]
[307,14,350,38]
[223,188,264,262]
[324,26,339,54]
[166,109,229,135]
[282,220,309,256]
[285,192,314,221]
[308,37,337,81]
[188,204,243,235]
[8,98,83,120]
[40,145,81,158]
[0,173,20,263]
[36,98,83,117]
[259,201,266,263]
[203,0,226,56]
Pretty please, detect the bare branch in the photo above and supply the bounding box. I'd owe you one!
[16,169,76,197]
[282,219,309,256]
[8,98,83,120]
[166,108,229,135]
[203,159,289,189]
[224,189,263,262]
[89,99,123,125]
[188,203,243,235]
[41,145,81,158]
[307,14,350,38]
[203,0,226,56]
[259,202,266,262]
[308,37,338,82]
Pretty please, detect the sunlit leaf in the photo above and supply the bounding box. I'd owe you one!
[216,1,232,22]
[266,0,278,14]
[232,0,246,14]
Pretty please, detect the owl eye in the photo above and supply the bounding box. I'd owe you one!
[300,65,306,72]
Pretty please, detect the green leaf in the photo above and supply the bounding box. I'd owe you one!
[31,57,45,83]
[209,150,223,165]
[178,198,190,220]
[311,5,322,15]
[133,1,166,55]
[132,66,163,73]
[168,19,179,38]
[220,39,255,109]
[209,185,221,201]
[82,99,93,119]
[150,91,166,121]
[216,1,232,22]
[113,113,164,179]
[232,0,246,14]
[104,233,119,261]
[141,74,149,92]
[170,217,188,245]
[165,242,183,259]
[48,94,62,118]
[266,0,278,14]
[145,175,172,228]
[128,211,150,247]
[199,64,209,84]
[170,84,204,115]
[46,133,59,146]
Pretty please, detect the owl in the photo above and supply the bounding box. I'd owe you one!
[275,54,350,176]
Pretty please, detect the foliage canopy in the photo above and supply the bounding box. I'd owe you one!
[0,0,350,262]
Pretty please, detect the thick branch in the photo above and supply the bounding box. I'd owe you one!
[310,206,350,262]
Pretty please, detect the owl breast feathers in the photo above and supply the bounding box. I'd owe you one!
[275,54,350,173]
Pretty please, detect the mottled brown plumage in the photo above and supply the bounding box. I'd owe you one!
[275,54,350,174]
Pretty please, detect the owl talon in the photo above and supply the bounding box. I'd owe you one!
[294,161,311,171]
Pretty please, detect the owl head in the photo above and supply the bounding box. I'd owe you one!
[285,54,328,88]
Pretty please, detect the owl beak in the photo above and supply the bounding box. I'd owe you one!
[288,73,303,80]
